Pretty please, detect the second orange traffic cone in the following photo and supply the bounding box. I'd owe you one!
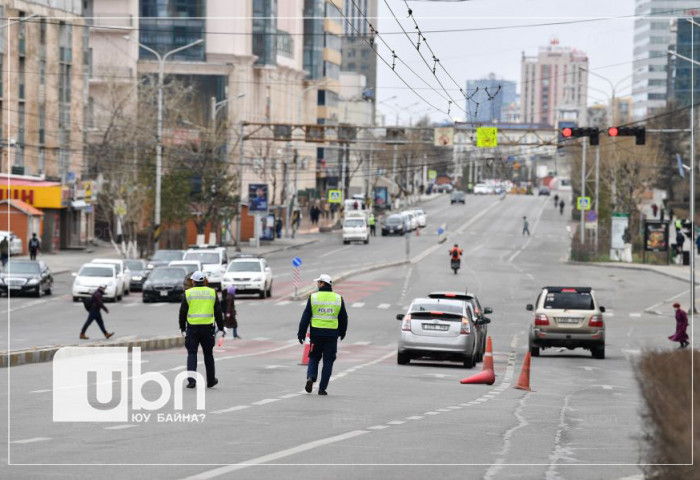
[300,334,311,365]
[514,352,532,391]
[482,336,494,372]
[459,335,496,385]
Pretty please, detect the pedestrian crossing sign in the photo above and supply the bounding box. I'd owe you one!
[476,127,498,148]
[428,170,437,180]
[577,196,591,211]
[328,190,342,204]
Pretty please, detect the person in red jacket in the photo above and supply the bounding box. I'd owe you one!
[669,303,689,348]
[449,244,463,261]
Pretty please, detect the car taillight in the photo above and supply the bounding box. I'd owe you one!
[589,315,604,327]
[460,317,471,334]
[402,314,412,331]
[534,314,549,326]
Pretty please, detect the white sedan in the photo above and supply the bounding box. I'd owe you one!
[412,209,427,228]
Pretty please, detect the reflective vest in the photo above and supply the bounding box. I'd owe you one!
[185,286,216,325]
[369,215,375,226]
[310,291,342,330]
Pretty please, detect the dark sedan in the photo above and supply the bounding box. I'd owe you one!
[125,259,148,291]
[381,214,406,236]
[0,260,53,297]
[146,250,184,273]
[142,267,188,303]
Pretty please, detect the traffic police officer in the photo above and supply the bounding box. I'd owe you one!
[298,274,348,395]
[179,271,224,389]
[369,212,376,236]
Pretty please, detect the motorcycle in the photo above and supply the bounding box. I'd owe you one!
[451,258,460,274]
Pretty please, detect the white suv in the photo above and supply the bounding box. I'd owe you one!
[183,246,228,290]
[222,256,273,298]
[72,263,122,302]
[90,258,131,295]
[527,286,606,359]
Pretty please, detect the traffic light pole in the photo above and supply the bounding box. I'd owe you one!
[580,137,587,245]
[594,144,600,251]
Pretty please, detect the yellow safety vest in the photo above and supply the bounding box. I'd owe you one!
[310,291,342,329]
[185,286,216,325]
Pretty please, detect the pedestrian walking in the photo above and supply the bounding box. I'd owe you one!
[696,233,700,255]
[669,303,689,348]
[223,285,240,339]
[298,274,348,396]
[522,216,530,236]
[559,199,565,215]
[0,236,8,268]
[676,230,686,256]
[28,233,40,260]
[79,285,114,340]
[369,212,376,236]
[651,203,658,217]
[179,271,224,389]
[660,208,665,222]
[275,217,283,239]
[554,193,559,208]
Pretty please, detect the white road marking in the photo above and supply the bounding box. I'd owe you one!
[594,385,615,390]
[377,303,391,309]
[368,425,389,430]
[424,411,440,415]
[263,365,286,370]
[149,303,164,308]
[30,389,51,394]
[275,301,291,306]
[251,337,269,341]
[252,398,280,406]
[279,393,302,399]
[645,289,688,312]
[0,298,51,315]
[526,273,535,280]
[351,302,365,308]
[11,437,51,444]
[353,341,371,346]
[629,313,642,318]
[124,303,139,308]
[169,365,187,371]
[180,430,369,479]
[577,366,600,372]
[407,416,423,420]
[211,405,250,415]
[319,245,353,258]
[386,420,405,425]
[508,198,548,263]
[104,425,139,430]
[604,312,615,317]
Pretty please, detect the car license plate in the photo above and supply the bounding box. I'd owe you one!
[423,324,449,331]
[10,286,21,290]
[557,317,580,324]
[160,291,168,297]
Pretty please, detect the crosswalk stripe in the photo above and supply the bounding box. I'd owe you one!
[351,302,365,308]
[124,303,139,308]
[353,341,371,346]
[377,303,391,309]
[275,301,291,306]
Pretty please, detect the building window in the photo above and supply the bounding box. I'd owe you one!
[325,33,341,52]
[59,22,73,63]
[17,103,25,166]
[38,148,45,174]
[277,30,294,58]
[39,108,45,144]
[18,58,25,99]
[323,61,339,79]
[347,62,356,70]
[253,0,278,65]
[0,54,3,98]
[346,49,356,58]
[140,0,205,61]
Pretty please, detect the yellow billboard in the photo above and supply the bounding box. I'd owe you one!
[0,184,65,209]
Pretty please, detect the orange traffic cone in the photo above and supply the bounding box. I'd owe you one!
[300,334,311,365]
[482,336,494,372]
[460,369,495,385]
[514,352,532,391]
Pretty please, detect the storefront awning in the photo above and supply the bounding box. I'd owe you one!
[71,200,89,209]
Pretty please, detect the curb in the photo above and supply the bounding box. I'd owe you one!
[568,261,695,284]
[290,259,410,301]
[0,335,186,368]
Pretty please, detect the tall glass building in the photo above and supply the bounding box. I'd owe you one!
[139,0,206,61]
[465,74,517,124]
[671,17,700,107]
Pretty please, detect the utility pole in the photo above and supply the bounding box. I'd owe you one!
[283,142,290,238]
[235,121,245,252]
[594,144,600,250]
[580,137,587,245]
[392,144,398,204]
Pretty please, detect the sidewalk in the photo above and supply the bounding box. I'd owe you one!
[580,261,695,284]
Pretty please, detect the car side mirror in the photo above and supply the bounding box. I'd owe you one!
[484,307,493,314]
[396,314,404,321]
[482,317,491,324]
[526,304,533,311]
[599,306,606,313]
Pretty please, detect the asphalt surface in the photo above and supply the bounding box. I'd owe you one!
[0,193,692,479]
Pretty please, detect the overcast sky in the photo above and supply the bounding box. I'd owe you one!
[375,0,638,124]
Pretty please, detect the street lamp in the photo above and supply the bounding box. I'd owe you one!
[0,13,39,30]
[138,38,204,252]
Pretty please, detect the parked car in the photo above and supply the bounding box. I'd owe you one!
[396,297,479,368]
[90,258,131,295]
[381,214,406,236]
[412,208,427,228]
[473,183,491,195]
[401,211,417,231]
[0,231,23,256]
[72,263,122,302]
[142,266,188,303]
[0,260,53,297]
[450,191,466,204]
[124,259,148,291]
[146,250,185,273]
[169,260,202,287]
[428,291,492,362]
[435,184,453,193]
[183,246,228,290]
[538,187,551,196]
[222,255,273,298]
[527,286,606,359]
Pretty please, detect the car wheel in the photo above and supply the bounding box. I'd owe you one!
[142,296,150,303]
[45,286,52,295]
[529,343,540,357]
[364,238,369,244]
[35,287,43,298]
[463,353,476,369]
[267,282,272,297]
[73,296,80,303]
[259,289,266,299]
[343,240,349,245]
[124,287,130,296]
[397,352,410,365]
[592,344,605,359]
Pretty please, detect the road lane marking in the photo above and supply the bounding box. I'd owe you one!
[279,393,302,399]
[377,303,391,309]
[368,425,389,430]
[180,430,369,479]
[353,341,371,346]
[319,245,353,258]
[275,301,291,306]
[351,302,365,308]
[407,416,423,420]
[252,398,280,406]
[629,313,642,318]
[10,437,51,444]
[508,198,548,263]
[124,303,139,308]
[104,425,139,430]
[169,366,187,371]
[30,389,51,394]
[211,405,250,415]
[386,420,405,425]
[526,273,535,280]
[424,411,440,415]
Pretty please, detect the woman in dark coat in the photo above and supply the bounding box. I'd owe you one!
[223,285,240,339]
[669,303,689,348]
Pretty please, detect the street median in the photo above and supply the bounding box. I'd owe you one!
[0,334,185,368]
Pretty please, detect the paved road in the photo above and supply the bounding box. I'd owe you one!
[0,193,689,479]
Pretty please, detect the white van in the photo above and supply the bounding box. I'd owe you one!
[343,216,370,245]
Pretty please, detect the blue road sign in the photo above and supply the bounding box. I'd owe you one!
[437,227,444,235]
[292,257,302,267]
[586,210,598,222]
[677,153,685,178]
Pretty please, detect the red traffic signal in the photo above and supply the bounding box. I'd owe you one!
[606,126,645,145]
[562,127,573,138]
[607,127,618,137]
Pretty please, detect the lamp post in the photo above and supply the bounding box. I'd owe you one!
[138,39,204,252]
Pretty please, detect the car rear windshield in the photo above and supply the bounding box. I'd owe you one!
[227,261,262,272]
[149,268,185,281]
[79,266,114,277]
[344,219,365,228]
[385,216,402,224]
[184,252,220,264]
[6,262,40,274]
[544,292,595,310]
[410,302,463,316]
[151,250,183,262]
[125,260,144,270]
[172,263,198,274]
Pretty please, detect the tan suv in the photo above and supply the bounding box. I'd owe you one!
[526,287,606,359]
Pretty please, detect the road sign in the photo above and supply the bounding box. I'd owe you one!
[428,170,437,180]
[677,153,685,178]
[292,257,302,267]
[328,190,342,203]
[586,210,598,222]
[434,127,454,146]
[476,127,498,148]
[576,196,591,211]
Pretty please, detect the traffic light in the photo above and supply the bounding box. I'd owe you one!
[607,126,646,145]
[561,127,600,146]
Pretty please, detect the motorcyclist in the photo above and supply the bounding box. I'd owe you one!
[449,244,463,266]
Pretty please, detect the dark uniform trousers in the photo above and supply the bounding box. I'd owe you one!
[307,336,338,391]
[186,324,216,384]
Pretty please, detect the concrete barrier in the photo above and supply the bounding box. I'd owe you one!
[0,335,186,368]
